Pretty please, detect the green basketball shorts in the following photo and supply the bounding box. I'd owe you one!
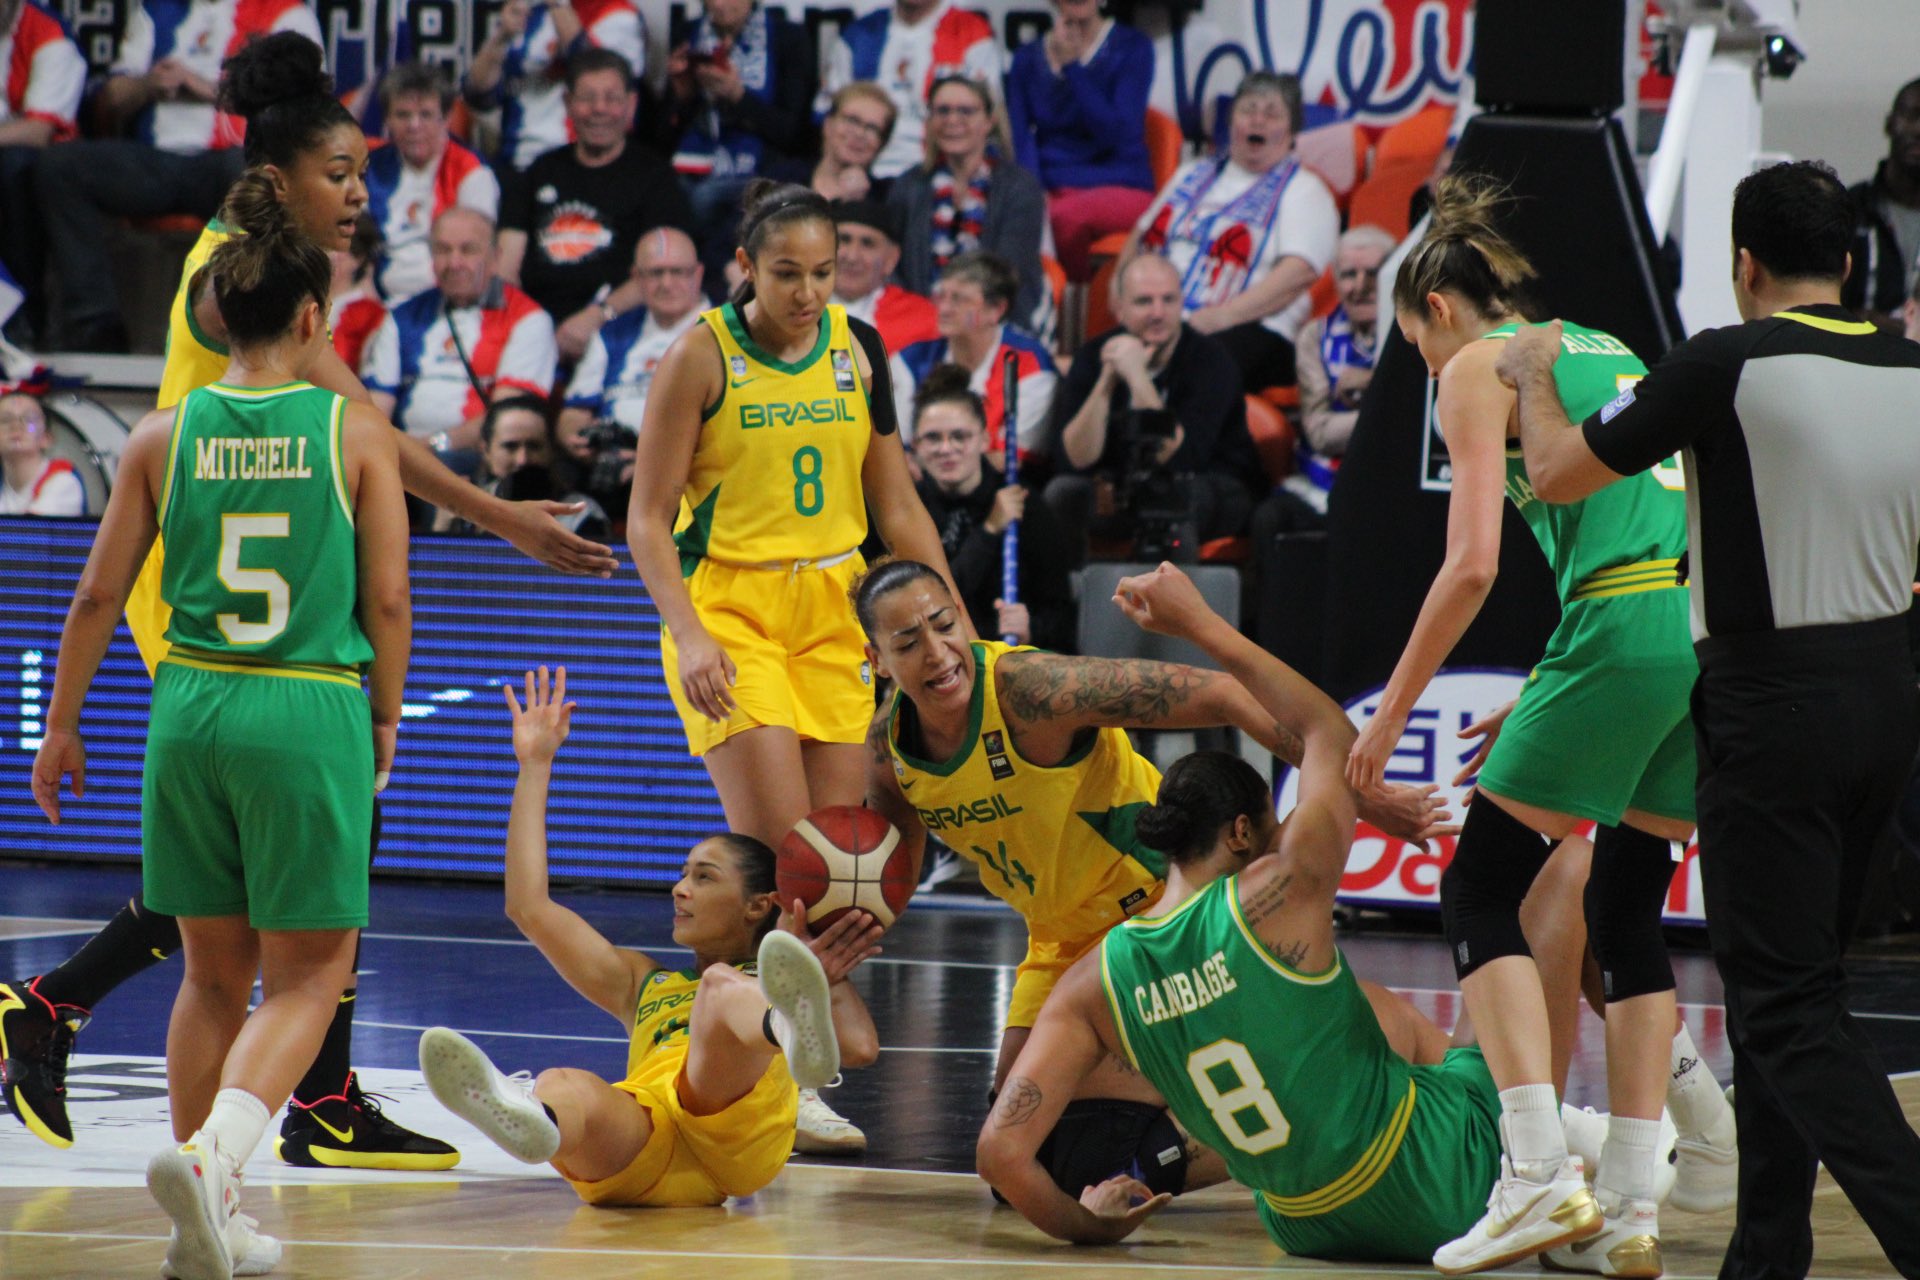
[1476,586,1698,827]
[141,658,373,930]
[1253,1046,1504,1262]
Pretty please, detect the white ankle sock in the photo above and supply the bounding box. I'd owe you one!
[1498,1084,1567,1181]
[1596,1113,1663,1207]
[199,1088,271,1178]
[1666,1024,1734,1145]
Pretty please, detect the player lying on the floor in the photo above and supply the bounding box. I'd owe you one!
[418,666,882,1207]
[854,558,1453,1202]
[977,564,1602,1261]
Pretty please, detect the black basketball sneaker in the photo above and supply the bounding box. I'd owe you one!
[275,1072,460,1170]
[0,977,87,1149]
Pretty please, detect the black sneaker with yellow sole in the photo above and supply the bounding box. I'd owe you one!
[0,978,87,1149]
[274,1072,460,1170]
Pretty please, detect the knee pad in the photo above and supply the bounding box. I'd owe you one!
[1440,798,1554,981]
[1035,1100,1190,1198]
[1585,824,1677,1002]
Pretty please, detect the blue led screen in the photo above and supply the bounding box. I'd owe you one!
[0,517,726,886]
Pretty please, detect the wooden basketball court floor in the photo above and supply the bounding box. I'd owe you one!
[4,861,1917,1279]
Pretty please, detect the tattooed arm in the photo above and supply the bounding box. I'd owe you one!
[994,649,1304,766]
[976,958,1171,1244]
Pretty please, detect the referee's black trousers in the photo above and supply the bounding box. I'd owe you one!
[1693,616,1920,1280]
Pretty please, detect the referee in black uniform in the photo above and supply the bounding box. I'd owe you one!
[1491,160,1920,1280]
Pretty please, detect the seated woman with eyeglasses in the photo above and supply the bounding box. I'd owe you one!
[886,76,1049,337]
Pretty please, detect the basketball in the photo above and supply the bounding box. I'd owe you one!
[778,806,915,930]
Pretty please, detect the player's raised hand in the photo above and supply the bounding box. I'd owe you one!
[783,901,884,982]
[1112,562,1221,640]
[1346,706,1404,796]
[29,728,85,824]
[1492,319,1564,388]
[1077,1173,1171,1241]
[505,665,576,764]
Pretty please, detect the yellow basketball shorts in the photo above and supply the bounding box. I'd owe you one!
[562,1047,797,1207]
[662,554,874,757]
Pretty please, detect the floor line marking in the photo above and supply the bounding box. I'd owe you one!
[355,1018,995,1054]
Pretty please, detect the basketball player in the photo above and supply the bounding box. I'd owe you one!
[30,188,409,1280]
[1347,175,1734,1274]
[977,563,1589,1263]
[417,665,882,1208]
[853,557,1450,1197]
[0,31,612,1168]
[626,180,963,1152]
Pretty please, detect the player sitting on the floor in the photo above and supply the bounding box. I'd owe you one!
[977,564,1597,1261]
[419,665,882,1207]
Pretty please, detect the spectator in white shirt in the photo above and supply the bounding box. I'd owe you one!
[463,0,647,173]
[1128,71,1339,391]
[816,0,1001,181]
[0,391,83,516]
[0,0,86,342]
[365,206,557,457]
[559,226,706,452]
[368,62,501,303]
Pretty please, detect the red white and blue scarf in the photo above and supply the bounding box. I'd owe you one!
[1144,156,1298,312]
[929,155,994,278]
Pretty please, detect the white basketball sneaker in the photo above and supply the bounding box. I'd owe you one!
[757,931,840,1091]
[1433,1155,1602,1276]
[1668,1089,1738,1214]
[1560,1105,1680,1205]
[163,1210,281,1278]
[1544,1197,1663,1277]
[794,1085,867,1155]
[418,1027,560,1164]
[147,1134,234,1280]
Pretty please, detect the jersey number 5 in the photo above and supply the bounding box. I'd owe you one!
[1188,1038,1290,1154]
[217,513,291,644]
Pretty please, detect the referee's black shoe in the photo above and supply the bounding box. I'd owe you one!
[0,977,87,1149]
[275,1072,460,1170]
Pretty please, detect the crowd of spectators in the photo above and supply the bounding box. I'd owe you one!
[1,0,1912,671]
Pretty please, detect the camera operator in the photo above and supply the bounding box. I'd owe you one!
[1044,252,1257,564]
[442,395,608,540]
[558,227,706,523]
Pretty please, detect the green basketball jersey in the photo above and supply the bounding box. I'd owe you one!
[1100,876,1418,1219]
[1487,321,1688,606]
[157,382,373,669]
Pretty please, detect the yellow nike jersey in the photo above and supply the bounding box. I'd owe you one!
[127,219,236,676]
[887,641,1168,938]
[629,959,791,1083]
[673,302,871,571]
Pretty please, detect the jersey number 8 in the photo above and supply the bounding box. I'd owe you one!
[792,446,824,516]
[217,513,292,644]
[1187,1038,1291,1154]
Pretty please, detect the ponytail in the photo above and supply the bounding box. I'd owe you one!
[208,169,332,348]
[1135,751,1272,866]
[1393,173,1542,322]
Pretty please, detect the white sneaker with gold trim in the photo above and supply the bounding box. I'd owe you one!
[1433,1155,1602,1276]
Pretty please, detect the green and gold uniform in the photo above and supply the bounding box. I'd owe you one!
[663,301,877,755]
[1475,321,1696,824]
[141,381,376,930]
[889,641,1167,1028]
[127,219,238,676]
[561,962,797,1207]
[1101,876,1502,1261]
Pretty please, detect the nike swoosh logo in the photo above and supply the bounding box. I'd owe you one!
[730,376,753,388]
[312,1113,355,1144]
[1483,1182,1551,1239]
[899,778,915,790]
[0,985,22,1057]
[1564,1235,1606,1256]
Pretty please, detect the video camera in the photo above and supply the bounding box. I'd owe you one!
[578,418,638,498]
[1113,408,1198,563]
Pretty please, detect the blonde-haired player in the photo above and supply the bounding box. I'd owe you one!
[419,666,882,1208]
[626,179,963,1151]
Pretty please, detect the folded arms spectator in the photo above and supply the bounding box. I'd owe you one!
[497,49,695,360]
[1130,71,1339,391]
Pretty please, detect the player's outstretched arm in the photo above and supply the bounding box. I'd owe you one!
[976,958,1172,1244]
[503,665,660,1027]
[31,411,170,823]
[782,903,885,1068]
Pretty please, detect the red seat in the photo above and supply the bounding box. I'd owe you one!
[1348,159,1432,242]
[1143,106,1184,190]
[1245,393,1296,486]
[127,214,207,236]
[1374,103,1453,171]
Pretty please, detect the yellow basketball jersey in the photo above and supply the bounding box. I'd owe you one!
[127,219,237,676]
[887,641,1168,938]
[674,302,871,571]
[628,960,794,1087]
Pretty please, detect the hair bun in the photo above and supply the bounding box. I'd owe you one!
[217,31,333,121]
[1132,799,1187,854]
[920,363,973,401]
